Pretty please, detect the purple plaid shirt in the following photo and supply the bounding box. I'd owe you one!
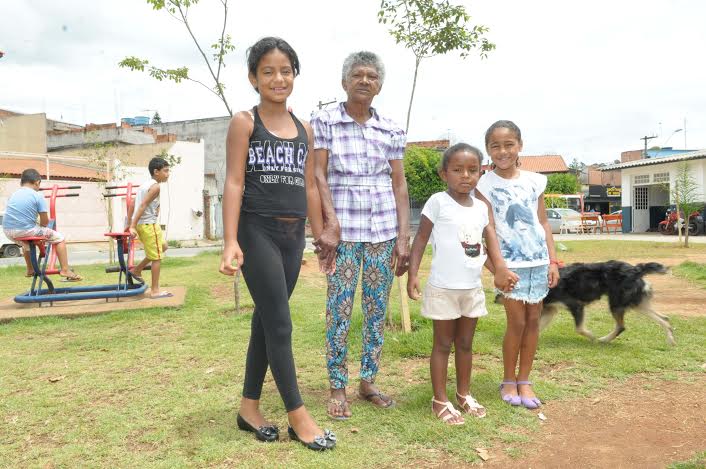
[312,103,406,243]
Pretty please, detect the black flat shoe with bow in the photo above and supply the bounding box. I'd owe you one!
[287,426,336,451]
[236,414,279,442]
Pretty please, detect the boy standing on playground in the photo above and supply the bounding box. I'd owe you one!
[128,156,172,299]
[2,168,82,281]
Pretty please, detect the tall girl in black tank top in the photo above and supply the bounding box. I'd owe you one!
[219,37,335,451]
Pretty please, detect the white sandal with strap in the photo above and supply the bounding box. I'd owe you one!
[431,397,465,425]
[456,392,487,418]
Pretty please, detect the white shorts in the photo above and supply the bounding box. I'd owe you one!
[4,226,65,252]
[421,283,488,321]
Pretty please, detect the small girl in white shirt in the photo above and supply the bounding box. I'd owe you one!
[407,143,516,425]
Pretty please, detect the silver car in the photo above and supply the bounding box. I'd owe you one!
[545,208,597,234]
[0,213,22,257]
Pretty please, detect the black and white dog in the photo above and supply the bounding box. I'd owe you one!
[539,260,675,345]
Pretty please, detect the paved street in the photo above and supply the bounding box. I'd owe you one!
[2,232,705,269]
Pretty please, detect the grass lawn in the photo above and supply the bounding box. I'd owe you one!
[1,241,705,468]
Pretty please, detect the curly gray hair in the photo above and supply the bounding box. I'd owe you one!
[341,51,386,84]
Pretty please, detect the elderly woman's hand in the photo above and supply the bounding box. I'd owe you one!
[391,236,410,277]
[313,221,340,258]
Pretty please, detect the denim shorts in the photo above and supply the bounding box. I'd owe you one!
[496,264,549,304]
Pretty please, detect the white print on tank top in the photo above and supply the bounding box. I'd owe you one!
[247,140,307,175]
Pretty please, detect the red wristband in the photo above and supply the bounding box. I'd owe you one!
[549,259,561,266]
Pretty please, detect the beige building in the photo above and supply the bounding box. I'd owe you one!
[0,113,47,154]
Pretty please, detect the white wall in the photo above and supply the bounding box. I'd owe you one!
[1,178,109,242]
[111,140,205,241]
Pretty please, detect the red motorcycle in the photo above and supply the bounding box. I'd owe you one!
[658,205,700,235]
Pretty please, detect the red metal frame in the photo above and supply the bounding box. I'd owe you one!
[103,183,139,269]
[38,184,80,275]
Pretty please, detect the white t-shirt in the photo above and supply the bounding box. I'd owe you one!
[476,170,549,268]
[422,191,489,289]
[134,179,160,225]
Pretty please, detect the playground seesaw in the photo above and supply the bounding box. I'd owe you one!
[14,183,148,305]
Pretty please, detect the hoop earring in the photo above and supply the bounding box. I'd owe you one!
[516,159,521,167]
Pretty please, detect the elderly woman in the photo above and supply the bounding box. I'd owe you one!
[311,51,410,420]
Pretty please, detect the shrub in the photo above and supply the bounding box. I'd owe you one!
[546,173,580,194]
[404,146,446,203]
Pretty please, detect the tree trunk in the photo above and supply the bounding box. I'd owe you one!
[405,57,421,134]
[234,272,240,314]
[675,184,682,245]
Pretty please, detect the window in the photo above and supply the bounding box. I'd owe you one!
[634,186,648,210]
[653,172,669,183]
[633,174,650,184]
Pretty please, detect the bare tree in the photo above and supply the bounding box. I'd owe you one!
[378,0,494,132]
[119,0,235,116]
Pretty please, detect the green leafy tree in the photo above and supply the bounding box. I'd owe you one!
[546,173,580,195]
[568,157,585,175]
[671,162,704,247]
[378,0,494,132]
[156,148,182,167]
[152,111,162,124]
[404,146,445,203]
[119,0,235,116]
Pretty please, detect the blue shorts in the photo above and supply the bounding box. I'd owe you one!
[497,264,549,304]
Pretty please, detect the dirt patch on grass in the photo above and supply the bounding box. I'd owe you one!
[484,375,706,469]
[648,273,706,318]
[621,254,706,318]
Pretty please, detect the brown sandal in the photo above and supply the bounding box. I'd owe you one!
[358,390,395,409]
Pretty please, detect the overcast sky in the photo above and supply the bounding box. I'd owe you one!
[1,0,704,164]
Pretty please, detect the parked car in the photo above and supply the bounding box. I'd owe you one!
[0,213,23,257]
[545,208,598,234]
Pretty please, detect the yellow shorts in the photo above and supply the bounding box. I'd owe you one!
[136,223,165,261]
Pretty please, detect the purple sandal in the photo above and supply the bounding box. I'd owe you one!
[499,381,521,406]
[517,381,542,409]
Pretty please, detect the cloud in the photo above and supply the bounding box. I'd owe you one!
[2,0,705,164]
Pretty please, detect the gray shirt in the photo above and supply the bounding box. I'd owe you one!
[134,179,160,225]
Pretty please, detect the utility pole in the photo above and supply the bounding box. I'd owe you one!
[641,135,657,158]
[317,99,336,110]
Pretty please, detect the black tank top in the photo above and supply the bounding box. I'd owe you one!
[241,106,308,218]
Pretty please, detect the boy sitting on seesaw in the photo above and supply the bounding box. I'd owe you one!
[2,168,82,281]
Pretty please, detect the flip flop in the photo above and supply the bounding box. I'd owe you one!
[59,273,83,282]
[150,292,174,299]
[25,273,35,278]
[129,271,144,282]
[327,398,351,421]
[358,390,395,409]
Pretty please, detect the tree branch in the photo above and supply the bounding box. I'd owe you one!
[216,0,228,82]
[174,0,232,115]
[187,76,226,101]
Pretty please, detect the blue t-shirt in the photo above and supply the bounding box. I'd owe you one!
[2,187,48,230]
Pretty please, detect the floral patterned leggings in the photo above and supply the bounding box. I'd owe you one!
[326,239,396,389]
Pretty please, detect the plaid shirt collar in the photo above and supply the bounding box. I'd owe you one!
[329,102,388,130]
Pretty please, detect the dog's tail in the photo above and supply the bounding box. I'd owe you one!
[635,262,668,276]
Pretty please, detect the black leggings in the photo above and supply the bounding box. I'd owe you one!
[238,212,305,411]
